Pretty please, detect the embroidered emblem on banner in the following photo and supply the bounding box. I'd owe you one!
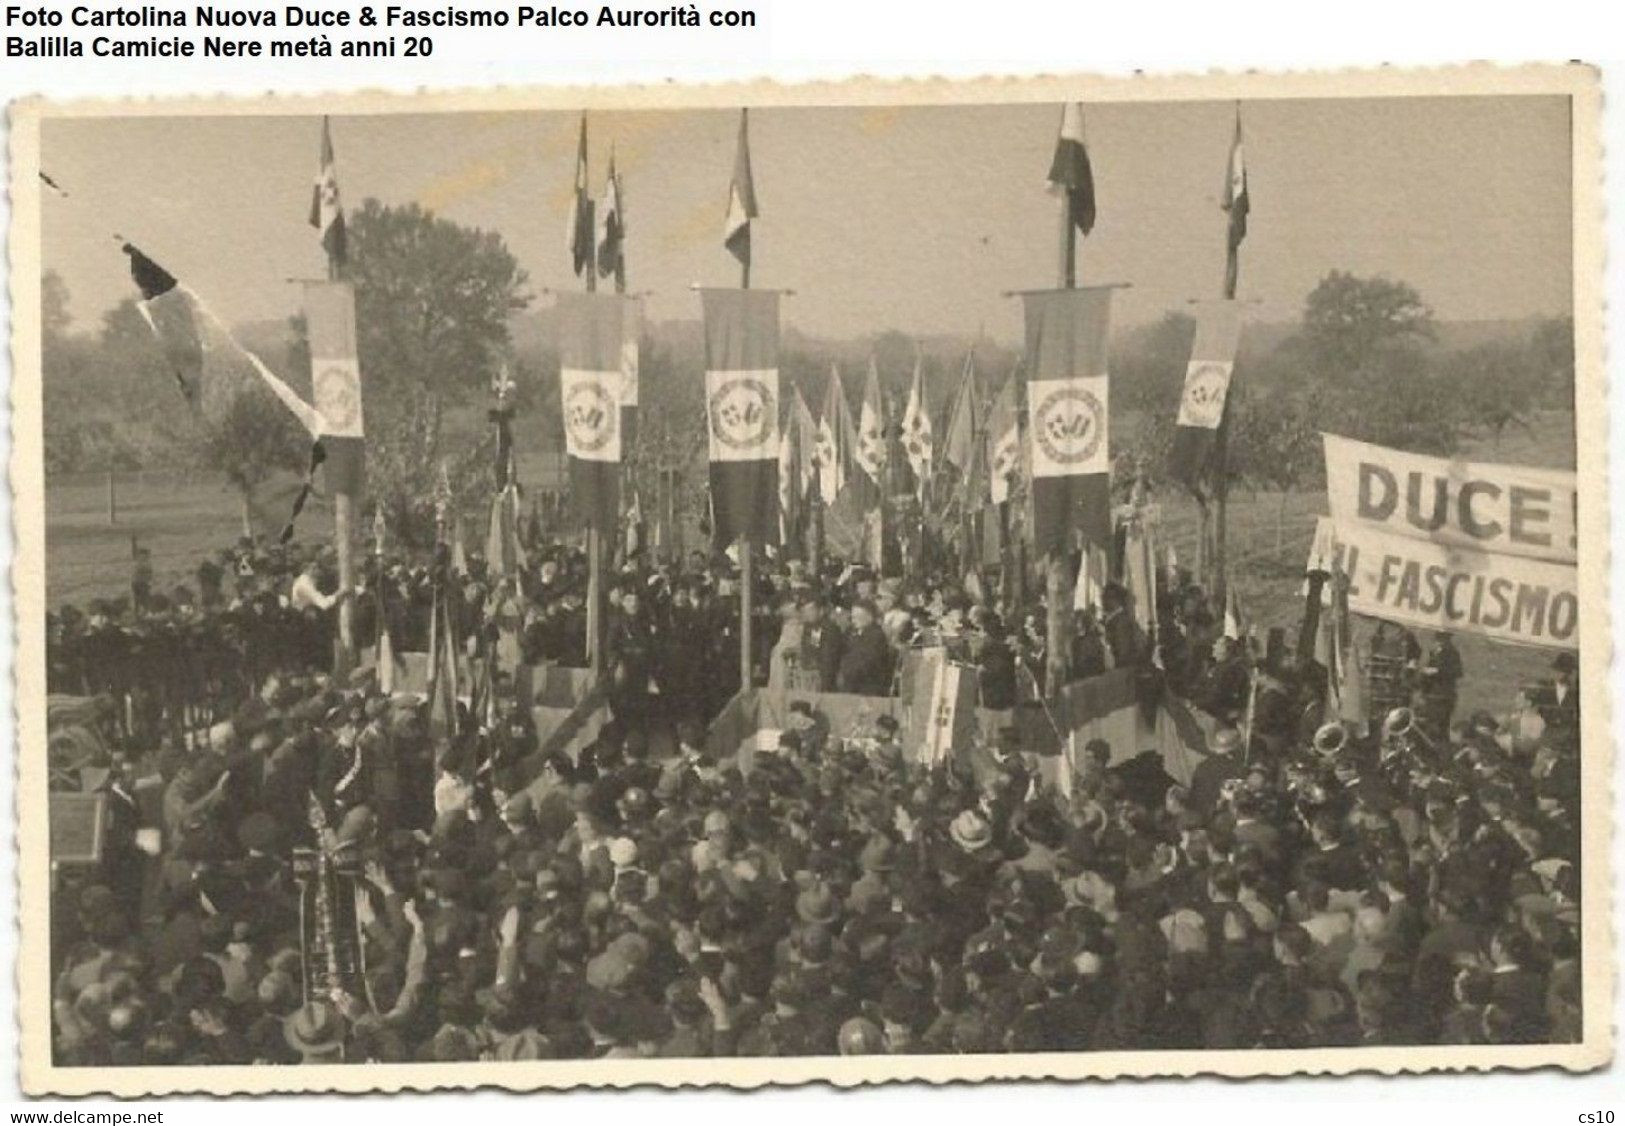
[565,377,617,454]
[1178,361,1233,429]
[709,376,776,453]
[314,364,360,434]
[1034,384,1104,467]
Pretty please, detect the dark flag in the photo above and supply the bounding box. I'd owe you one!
[1022,286,1115,555]
[568,115,596,278]
[303,281,366,496]
[556,292,627,530]
[1168,300,1244,494]
[1047,103,1096,236]
[701,287,780,546]
[1222,111,1249,299]
[309,117,347,270]
[597,149,625,287]
[723,109,759,268]
[121,243,202,401]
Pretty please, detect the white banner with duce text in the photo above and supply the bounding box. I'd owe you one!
[1324,519,1578,650]
[1323,432,1577,564]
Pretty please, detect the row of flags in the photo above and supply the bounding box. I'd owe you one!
[568,115,629,286]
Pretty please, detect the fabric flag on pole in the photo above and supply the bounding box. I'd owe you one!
[701,287,780,546]
[941,353,982,479]
[624,489,645,559]
[778,386,817,545]
[1022,286,1114,554]
[486,482,528,580]
[568,115,596,278]
[303,281,365,495]
[1222,111,1250,300]
[1168,300,1244,492]
[901,354,934,497]
[123,243,202,401]
[1122,511,1159,637]
[597,149,625,288]
[309,117,346,269]
[988,378,1021,506]
[1047,103,1097,236]
[814,364,860,506]
[723,109,759,269]
[618,296,641,453]
[450,516,470,578]
[856,359,887,489]
[556,291,627,530]
[1222,587,1245,642]
[912,649,979,769]
[1072,542,1110,612]
[426,589,462,740]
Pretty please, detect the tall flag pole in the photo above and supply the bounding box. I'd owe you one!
[597,146,626,294]
[714,108,771,690]
[305,117,361,669]
[1048,102,1097,287]
[569,114,597,290]
[1213,103,1250,596]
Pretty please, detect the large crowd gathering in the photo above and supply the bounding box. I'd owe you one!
[47,527,1584,1065]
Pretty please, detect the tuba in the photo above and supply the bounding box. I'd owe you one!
[1380,705,1433,768]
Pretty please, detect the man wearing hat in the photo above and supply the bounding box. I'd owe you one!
[1542,651,1580,737]
[837,601,894,697]
[797,596,845,693]
[1188,727,1247,814]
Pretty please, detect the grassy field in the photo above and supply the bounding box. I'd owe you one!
[44,412,1574,716]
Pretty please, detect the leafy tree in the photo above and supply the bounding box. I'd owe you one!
[1528,316,1576,407]
[1302,270,1436,373]
[1445,342,1538,452]
[1228,388,1323,549]
[1112,311,1195,414]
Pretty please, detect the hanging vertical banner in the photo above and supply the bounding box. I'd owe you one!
[556,292,626,530]
[701,288,781,546]
[1169,299,1244,491]
[620,295,641,449]
[303,280,365,496]
[1022,286,1114,554]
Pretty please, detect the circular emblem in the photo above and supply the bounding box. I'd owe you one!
[315,365,359,430]
[1181,362,1230,428]
[1034,385,1105,467]
[564,378,616,454]
[708,377,775,452]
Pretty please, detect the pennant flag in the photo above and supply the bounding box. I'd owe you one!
[814,364,860,506]
[309,117,346,270]
[303,280,365,495]
[557,292,630,529]
[1168,300,1245,493]
[597,149,625,287]
[856,359,887,488]
[701,287,780,546]
[1222,111,1249,300]
[988,377,1021,506]
[723,109,759,269]
[1047,103,1097,237]
[901,354,934,496]
[568,115,596,278]
[122,243,321,438]
[1022,287,1114,554]
[1073,542,1110,612]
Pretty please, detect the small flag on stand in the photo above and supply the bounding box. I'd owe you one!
[723,109,759,269]
[557,292,630,531]
[815,364,860,506]
[568,115,596,278]
[1048,103,1097,236]
[309,117,347,270]
[303,281,366,496]
[1168,300,1244,494]
[1222,110,1250,300]
[701,287,780,546]
[901,354,934,498]
[1021,286,1115,555]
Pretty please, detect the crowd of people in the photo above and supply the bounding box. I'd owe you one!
[47,525,1585,1065]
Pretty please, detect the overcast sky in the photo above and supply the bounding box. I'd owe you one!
[40,93,1573,341]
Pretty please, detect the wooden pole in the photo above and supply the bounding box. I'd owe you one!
[106,468,117,526]
[1044,198,1075,694]
[325,254,357,672]
[737,255,754,690]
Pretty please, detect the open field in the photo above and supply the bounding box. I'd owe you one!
[43,412,1574,717]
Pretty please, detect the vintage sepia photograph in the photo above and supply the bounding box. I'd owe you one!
[10,65,1609,1094]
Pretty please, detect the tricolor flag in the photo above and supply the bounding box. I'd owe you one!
[1022,286,1114,555]
[723,109,759,270]
[597,149,626,288]
[1072,542,1111,613]
[901,354,934,497]
[1122,508,1160,636]
[987,377,1021,506]
[618,296,642,452]
[1222,111,1249,300]
[911,647,980,769]
[556,292,628,529]
[701,287,780,546]
[309,117,346,270]
[778,386,817,546]
[486,481,528,581]
[814,364,860,506]
[1047,103,1097,237]
[568,115,596,279]
[1168,299,1245,494]
[941,353,982,481]
[856,359,887,489]
[303,281,366,496]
